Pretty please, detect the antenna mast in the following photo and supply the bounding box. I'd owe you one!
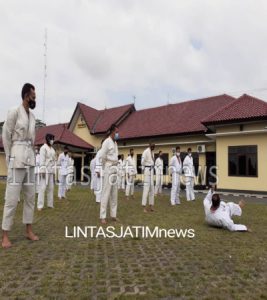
[42,28,48,122]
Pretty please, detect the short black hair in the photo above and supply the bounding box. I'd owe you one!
[21,83,35,100]
[109,124,118,133]
[176,146,180,151]
[159,150,162,154]
[187,148,192,152]
[118,155,121,160]
[211,194,221,209]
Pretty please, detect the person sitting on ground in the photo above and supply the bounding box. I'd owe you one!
[203,185,250,232]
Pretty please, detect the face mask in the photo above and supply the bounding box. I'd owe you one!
[35,150,38,154]
[176,152,180,156]
[114,133,119,140]
[50,140,54,146]
[28,98,36,110]
[189,153,192,157]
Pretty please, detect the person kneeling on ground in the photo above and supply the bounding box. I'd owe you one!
[203,185,250,232]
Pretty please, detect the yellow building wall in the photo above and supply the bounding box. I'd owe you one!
[72,114,103,148]
[216,133,267,192]
[0,152,7,177]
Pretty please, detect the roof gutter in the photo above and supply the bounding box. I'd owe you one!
[118,140,213,149]
[206,129,267,140]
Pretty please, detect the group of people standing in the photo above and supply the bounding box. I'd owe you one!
[89,125,196,221]
[35,141,74,211]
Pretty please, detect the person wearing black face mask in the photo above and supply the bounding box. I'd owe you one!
[37,134,56,211]
[1,83,39,249]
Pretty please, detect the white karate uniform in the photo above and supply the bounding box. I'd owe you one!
[203,189,247,231]
[57,152,70,199]
[125,155,137,197]
[67,157,74,190]
[90,157,96,190]
[99,137,118,219]
[37,143,56,209]
[183,155,195,201]
[118,159,126,190]
[154,157,163,195]
[2,104,36,231]
[35,153,41,194]
[94,150,103,203]
[141,147,155,206]
[169,154,182,205]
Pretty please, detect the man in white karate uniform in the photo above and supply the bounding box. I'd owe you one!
[1,83,39,248]
[90,154,96,190]
[154,151,164,197]
[35,146,41,194]
[183,148,195,201]
[118,154,126,190]
[125,148,137,200]
[94,147,103,203]
[141,142,155,212]
[57,146,70,199]
[203,185,249,232]
[66,153,74,191]
[169,146,182,205]
[99,125,119,224]
[37,133,56,211]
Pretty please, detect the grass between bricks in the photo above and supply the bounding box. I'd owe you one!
[0,182,266,299]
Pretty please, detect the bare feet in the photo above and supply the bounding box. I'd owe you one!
[2,233,12,249]
[26,231,39,241]
[149,206,154,212]
[143,207,148,213]
[111,217,120,222]
[239,200,245,209]
[100,219,107,224]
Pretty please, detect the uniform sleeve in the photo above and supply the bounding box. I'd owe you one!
[203,189,213,215]
[39,146,46,173]
[2,108,18,162]
[57,153,62,166]
[99,140,109,161]
[169,157,174,174]
[141,150,146,167]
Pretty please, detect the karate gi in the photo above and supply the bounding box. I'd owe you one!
[141,147,155,206]
[35,153,40,194]
[99,137,118,219]
[125,155,137,197]
[118,159,126,190]
[37,143,56,209]
[57,152,70,199]
[183,155,195,201]
[2,104,36,231]
[203,189,247,231]
[67,157,74,190]
[90,157,96,190]
[154,157,163,196]
[169,154,182,205]
[94,150,103,203]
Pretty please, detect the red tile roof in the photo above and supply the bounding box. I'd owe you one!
[118,94,236,139]
[202,94,267,125]
[77,103,135,134]
[35,123,93,150]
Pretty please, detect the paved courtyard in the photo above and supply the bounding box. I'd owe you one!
[0,182,266,299]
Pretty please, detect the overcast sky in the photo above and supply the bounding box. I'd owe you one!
[1,0,267,125]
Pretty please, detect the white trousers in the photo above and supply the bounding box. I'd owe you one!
[66,173,74,190]
[125,174,135,196]
[118,174,125,189]
[2,167,35,231]
[154,174,163,195]
[58,174,67,198]
[94,175,103,203]
[185,176,195,201]
[100,166,118,219]
[35,174,40,194]
[142,170,154,206]
[37,173,54,209]
[170,173,180,205]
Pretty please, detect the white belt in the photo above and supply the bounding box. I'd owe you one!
[13,140,32,146]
